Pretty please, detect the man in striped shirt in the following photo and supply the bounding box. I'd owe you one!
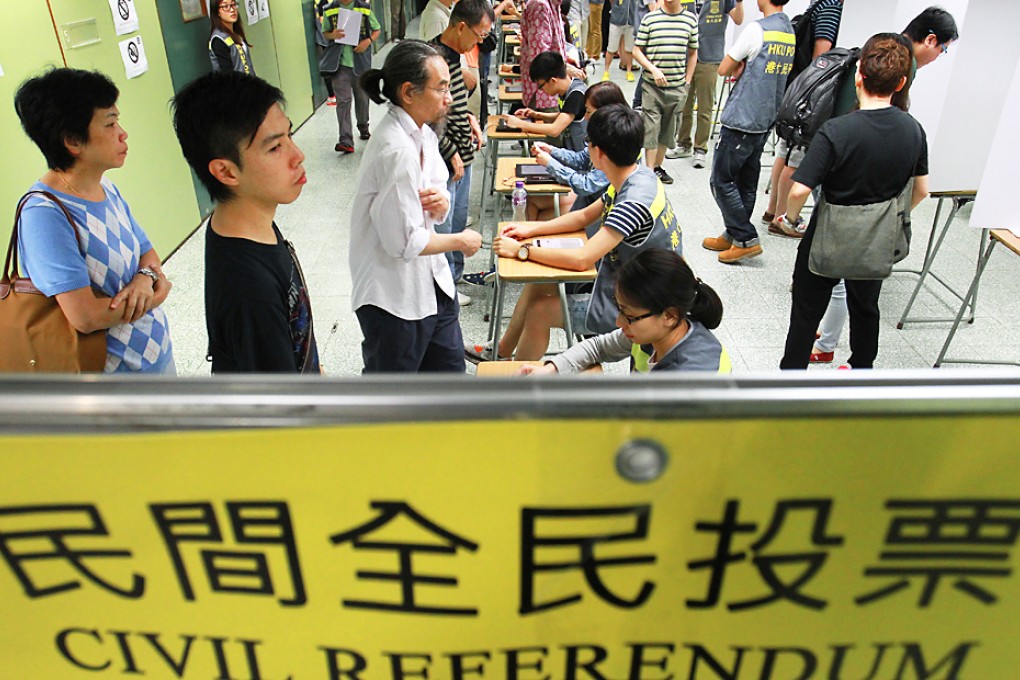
[632,0,698,185]
[429,0,493,305]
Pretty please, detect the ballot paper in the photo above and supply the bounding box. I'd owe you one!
[534,238,584,249]
[332,7,361,46]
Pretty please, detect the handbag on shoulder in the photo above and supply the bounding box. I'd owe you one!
[808,179,914,280]
[0,191,107,373]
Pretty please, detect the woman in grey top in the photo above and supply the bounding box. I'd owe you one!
[519,248,730,375]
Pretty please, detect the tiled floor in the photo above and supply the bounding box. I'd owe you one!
[162,32,1020,377]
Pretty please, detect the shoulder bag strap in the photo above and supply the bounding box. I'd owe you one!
[4,190,86,285]
[284,238,318,374]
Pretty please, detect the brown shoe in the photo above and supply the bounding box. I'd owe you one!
[718,244,763,263]
[702,235,732,252]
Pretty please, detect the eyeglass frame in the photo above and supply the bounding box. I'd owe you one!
[612,297,658,325]
[219,2,239,10]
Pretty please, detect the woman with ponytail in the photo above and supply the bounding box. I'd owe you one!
[518,248,730,375]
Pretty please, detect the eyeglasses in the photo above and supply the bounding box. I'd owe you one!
[613,298,657,324]
[466,25,491,40]
[220,2,239,9]
[940,42,950,54]
[425,86,451,96]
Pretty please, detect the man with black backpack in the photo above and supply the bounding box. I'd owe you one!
[762,0,843,233]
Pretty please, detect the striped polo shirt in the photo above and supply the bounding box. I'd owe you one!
[428,38,475,168]
[809,0,843,45]
[635,7,700,88]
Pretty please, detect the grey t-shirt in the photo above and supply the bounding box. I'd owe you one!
[697,0,737,63]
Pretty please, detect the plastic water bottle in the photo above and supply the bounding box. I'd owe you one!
[511,181,528,223]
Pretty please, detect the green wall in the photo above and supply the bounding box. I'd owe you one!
[1,1,329,259]
[0,7,73,242]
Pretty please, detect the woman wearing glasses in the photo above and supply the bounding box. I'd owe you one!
[209,1,255,75]
[517,249,729,375]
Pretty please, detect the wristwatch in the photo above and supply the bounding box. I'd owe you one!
[517,243,531,261]
[137,267,159,285]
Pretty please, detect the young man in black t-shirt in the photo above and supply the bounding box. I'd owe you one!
[779,34,928,370]
[172,72,320,373]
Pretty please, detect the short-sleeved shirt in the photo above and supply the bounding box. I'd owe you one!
[635,7,699,88]
[336,0,381,68]
[601,190,655,246]
[18,180,174,373]
[205,221,319,373]
[793,107,928,206]
[696,0,737,63]
[609,0,635,27]
[809,0,843,46]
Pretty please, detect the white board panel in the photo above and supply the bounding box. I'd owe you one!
[838,0,896,48]
[928,0,1020,193]
[970,54,1020,235]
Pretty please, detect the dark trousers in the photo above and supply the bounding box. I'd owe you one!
[710,126,769,247]
[356,282,465,373]
[781,229,884,369]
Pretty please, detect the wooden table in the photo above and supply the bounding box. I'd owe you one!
[494,157,569,206]
[479,122,545,226]
[498,63,521,81]
[934,229,1020,368]
[476,360,603,376]
[488,226,596,354]
[896,190,980,329]
[497,83,523,114]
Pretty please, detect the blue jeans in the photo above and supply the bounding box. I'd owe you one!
[710,127,769,247]
[435,162,472,282]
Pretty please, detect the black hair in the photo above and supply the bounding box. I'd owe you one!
[210,0,251,45]
[583,81,626,109]
[14,68,119,171]
[450,0,495,28]
[903,6,959,44]
[360,40,442,106]
[529,51,567,82]
[770,0,791,6]
[586,104,643,167]
[617,249,724,330]
[171,72,285,203]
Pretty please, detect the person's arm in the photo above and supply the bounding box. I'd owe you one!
[503,111,576,137]
[356,28,381,53]
[210,36,234,72]
[718,55,743,78]
[813,38,833,58]
[785,181,812,224]
[911,175,929,210]
[545,143,589,170]
[728,0,744,25]
[547,328,634,374]
[544,155,609,198]
[632,45,665,85]
[686,48,698,86]
[509,224,624,272]
[501,198,604,239]
[718,20,757,78]
[369,148,452,260]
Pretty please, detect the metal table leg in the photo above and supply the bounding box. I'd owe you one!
[934,229,994,368]
[558,283,575,348]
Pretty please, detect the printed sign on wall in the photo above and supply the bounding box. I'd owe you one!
[258,0,270,21]
[108,0,140,35]
[118,36,148,79]
[244,0,260,25]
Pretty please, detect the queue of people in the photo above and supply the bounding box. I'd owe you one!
[5,1,960,377]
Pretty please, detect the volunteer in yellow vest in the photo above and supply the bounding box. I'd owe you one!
[208,1,255,75]
[483,104,683,362]
[320,0,381,153]
[702,0,793,264]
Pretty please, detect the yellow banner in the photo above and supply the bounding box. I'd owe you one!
[2,416,1019,679]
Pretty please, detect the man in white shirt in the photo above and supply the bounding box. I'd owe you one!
[350,41,482,373]
[419,0,454,41]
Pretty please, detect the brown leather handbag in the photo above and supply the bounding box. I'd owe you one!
[0,191,107,373]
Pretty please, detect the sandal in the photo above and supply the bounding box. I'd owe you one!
[761,211,776,226]
[464,341,510,363]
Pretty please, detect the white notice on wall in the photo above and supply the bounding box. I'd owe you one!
[119,36,149,79]
[108,0,140,36]
[244,0,260,25]
[258,0,270,21]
